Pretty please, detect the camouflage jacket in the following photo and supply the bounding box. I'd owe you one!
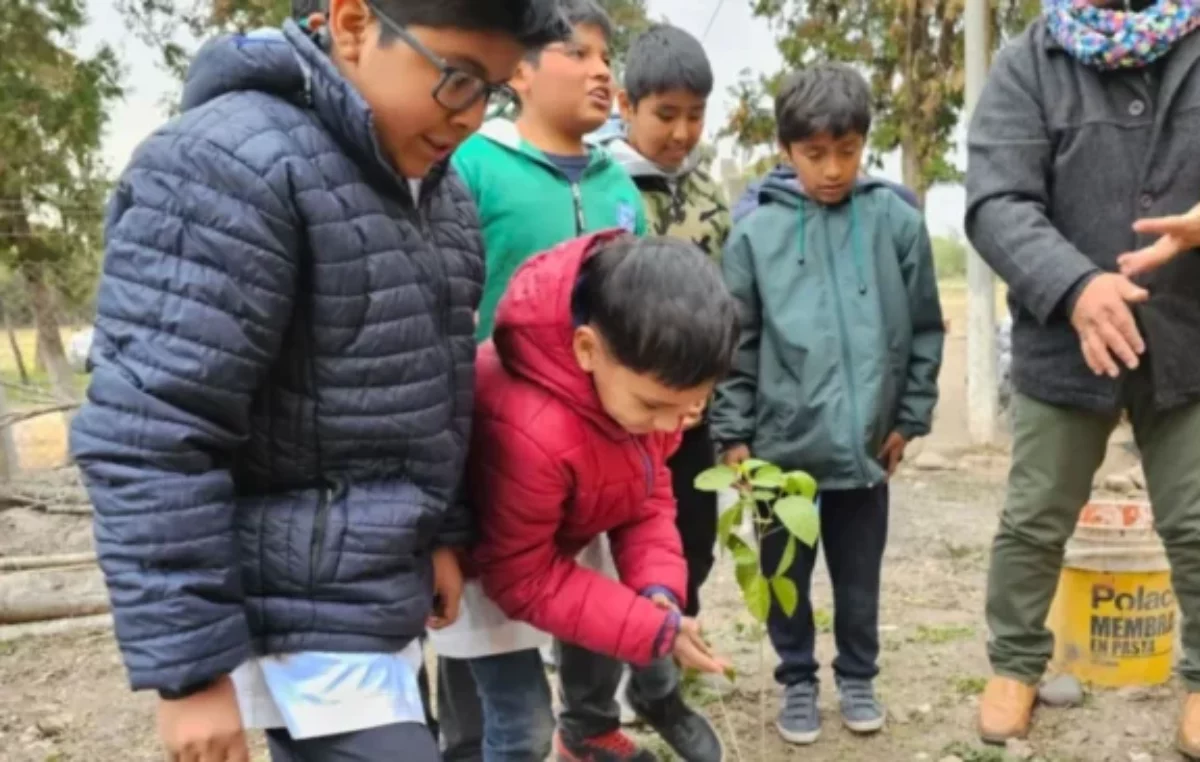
[601,138,731,261]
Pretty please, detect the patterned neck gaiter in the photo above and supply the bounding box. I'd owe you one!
[1044,0,1200,69]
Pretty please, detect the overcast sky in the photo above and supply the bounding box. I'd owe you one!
[84,0,967,235]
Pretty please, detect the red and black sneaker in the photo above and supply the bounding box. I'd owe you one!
[553,729,658,762]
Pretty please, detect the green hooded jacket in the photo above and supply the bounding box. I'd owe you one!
[452,119,647,340]
[709,176,945,490]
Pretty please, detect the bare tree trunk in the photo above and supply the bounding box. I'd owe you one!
[900,142,927,210]
[26,265,77,404]
[0,566,109,625]
[1,303,28,386]
[0,380,17,480]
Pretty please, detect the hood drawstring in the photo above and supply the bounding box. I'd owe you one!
[796,197,868,294]
[850,197,868,295]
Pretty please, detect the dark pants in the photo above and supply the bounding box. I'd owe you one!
[267,723,440,762]
[463,647,679,762]
[671,422,718,616]
[760,484,889,687]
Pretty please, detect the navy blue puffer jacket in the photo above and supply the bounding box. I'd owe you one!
[70,22,482,694]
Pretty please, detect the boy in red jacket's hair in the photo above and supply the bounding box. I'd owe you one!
[466,231,739,762]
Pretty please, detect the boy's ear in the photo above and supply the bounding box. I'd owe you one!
[509,58,536,98]
[327,0,371,66]
[616,90,634,123]
[572,325,600,374]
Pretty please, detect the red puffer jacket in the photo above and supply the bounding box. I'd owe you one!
[470,231,687,667]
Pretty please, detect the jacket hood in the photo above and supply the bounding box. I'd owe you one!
[600,137,704,181]
[478,118,614,173]
[733,165,919,222]
[182,22,434,192]
[492,230,631,439]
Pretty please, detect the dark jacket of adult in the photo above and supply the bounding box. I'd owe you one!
[69,22,483,695]
[966,20,1200,413]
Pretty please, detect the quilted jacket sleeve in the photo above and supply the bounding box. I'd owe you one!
[608,443,688,607]
[472,416,678,666]
[70,132,299,694]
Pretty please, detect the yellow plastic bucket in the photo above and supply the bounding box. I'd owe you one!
[1047,500,1177,687]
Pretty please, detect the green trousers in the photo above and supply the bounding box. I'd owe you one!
[987,383,1200,691]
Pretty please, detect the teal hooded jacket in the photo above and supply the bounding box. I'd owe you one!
[710,176,945,490]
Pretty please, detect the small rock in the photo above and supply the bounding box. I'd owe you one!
[1038,674,1085,707]
[1103,473,1138,494]
[913,452,955,472]
[1006,738,1035,760]
[937,756,962,762]
[1063,729,1090,746]
[913,754,930,762]
[1124,723,1143,737]
[907,704,933,721]
[1128,752,1152,762]
[1117,685,1153,702]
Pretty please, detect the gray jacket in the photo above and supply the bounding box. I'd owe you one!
[965,20,1200,413]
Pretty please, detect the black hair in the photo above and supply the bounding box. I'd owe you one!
[775,63,873,144]
[623,24,713,105]
[370,0,571,49]
[524,0,614,61]
[574,236,739,389]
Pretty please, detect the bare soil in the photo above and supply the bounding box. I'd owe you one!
[0,289,1177,762]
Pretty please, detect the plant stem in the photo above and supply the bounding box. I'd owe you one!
[759,630,766,760]
[715,691,744,762]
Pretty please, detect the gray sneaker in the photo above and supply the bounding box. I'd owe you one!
[837,678,885,734]
[776,681,821,745]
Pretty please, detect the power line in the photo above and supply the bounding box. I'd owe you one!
[701,0,727,42]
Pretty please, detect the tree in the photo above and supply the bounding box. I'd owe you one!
[724,0,1040,207]
[125,0,655,82]
[0,0,122,401]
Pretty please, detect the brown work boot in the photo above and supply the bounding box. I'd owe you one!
[1178,693,1200,759]
[978,676,1037,744]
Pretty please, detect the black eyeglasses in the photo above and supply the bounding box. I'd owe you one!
[365,1,516,116]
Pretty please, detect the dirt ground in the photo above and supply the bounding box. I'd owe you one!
[0,287,1175,762]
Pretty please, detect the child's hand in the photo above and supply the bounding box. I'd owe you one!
[878,431,907,477]
[721,444,751,468]
[1120,202,1200,277]
[673,617,730,675]
[157,675,249,762]
[427,547,464,629]
[650,593,680,613]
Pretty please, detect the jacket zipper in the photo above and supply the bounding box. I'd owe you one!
[822,214,872,485]
[308,482,332,590]
[571,183,586,235]
[632,438,654,496]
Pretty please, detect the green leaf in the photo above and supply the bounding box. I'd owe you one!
[723,665,739,683]
[750,464,784,489]
[742,573,771,623]
[739,458,769,475]
[771,577,799,617]
[774,495,820,547]
[783,471,819,499]
[693,466,738,492]
[752,489,777,501]
[774,535,797,579]
[726,534,758,568]
[716,503,743,549]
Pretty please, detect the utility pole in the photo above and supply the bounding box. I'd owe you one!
[964,0,997,445]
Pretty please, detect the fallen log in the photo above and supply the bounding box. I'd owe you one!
[0,613,113,642]
[0,552,97,572]
[0,566,110,625]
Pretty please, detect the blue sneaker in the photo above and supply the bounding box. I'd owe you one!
[776,681,821,745]
[837,678,885,734]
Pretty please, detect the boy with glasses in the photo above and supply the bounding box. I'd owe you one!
[70,1,567,761]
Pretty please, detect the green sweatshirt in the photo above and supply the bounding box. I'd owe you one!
[709,176,946,490]
[452,119,647,340]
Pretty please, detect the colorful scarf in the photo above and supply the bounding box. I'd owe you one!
[1044,0,1200,69]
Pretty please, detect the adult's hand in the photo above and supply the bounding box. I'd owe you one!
[1120,202,1200,277]
[1070,274,1149,378]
